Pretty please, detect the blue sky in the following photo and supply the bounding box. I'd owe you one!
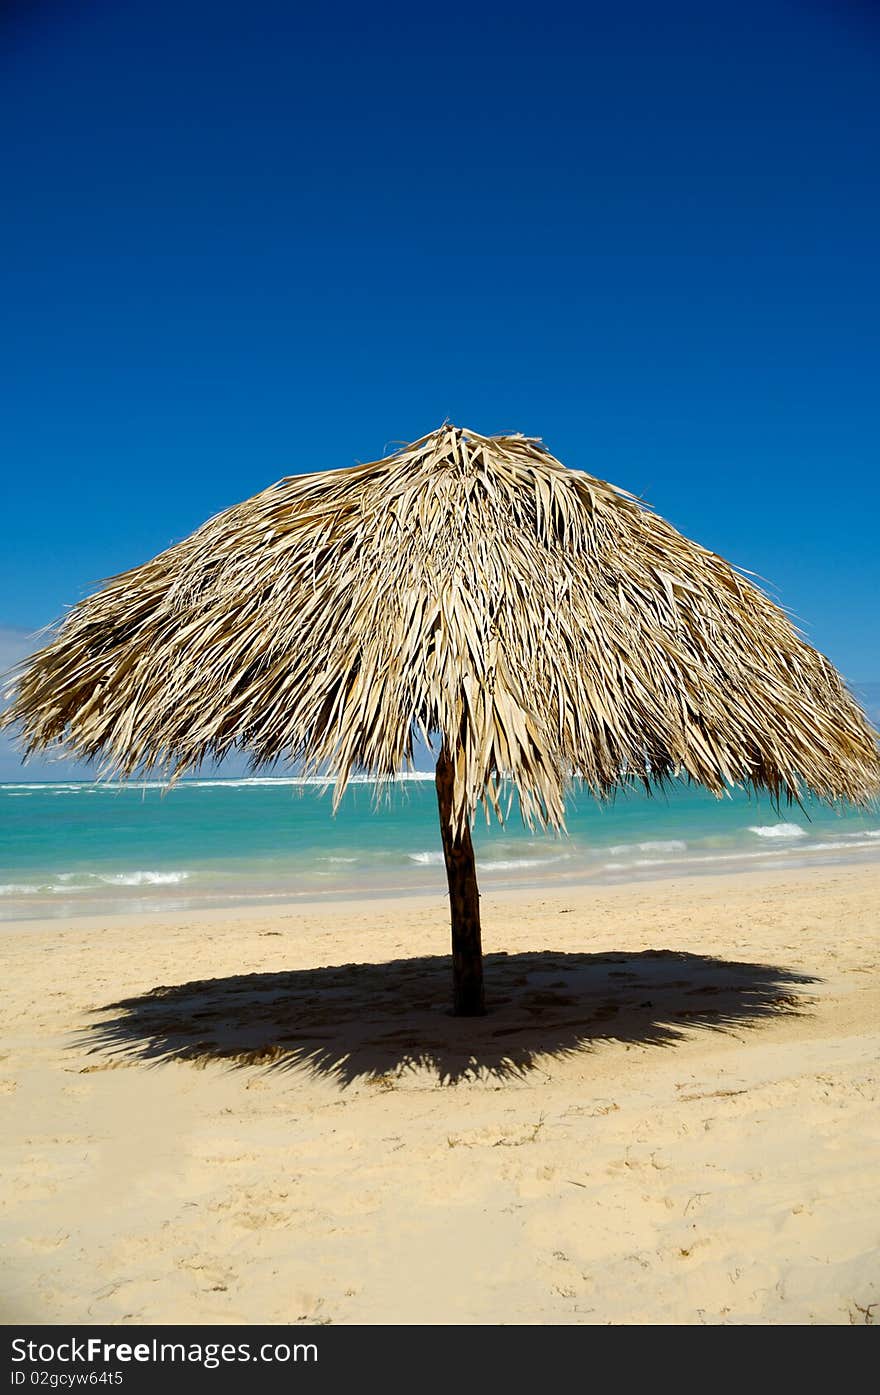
[1,1,878,777]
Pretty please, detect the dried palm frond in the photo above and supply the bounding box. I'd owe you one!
[3,425,878,833]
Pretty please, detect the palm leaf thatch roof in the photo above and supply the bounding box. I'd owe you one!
[4,426,879,830]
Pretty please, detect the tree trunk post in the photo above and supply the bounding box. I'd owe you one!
[435,746,486,1016]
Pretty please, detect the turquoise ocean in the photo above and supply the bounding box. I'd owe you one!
[1,775,878,920]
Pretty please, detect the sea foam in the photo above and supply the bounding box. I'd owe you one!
[96,871,189,886]
[478,854,571,871]
[748,823,806,839]
[608,839,687,855]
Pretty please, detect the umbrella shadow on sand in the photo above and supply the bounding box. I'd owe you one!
[79,947,817,1086]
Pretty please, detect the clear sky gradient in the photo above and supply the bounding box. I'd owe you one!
[2,1,878,761]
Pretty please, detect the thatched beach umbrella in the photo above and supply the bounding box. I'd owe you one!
[4,426,879,1013]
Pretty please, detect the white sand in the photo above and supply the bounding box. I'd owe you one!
[1,862,878,1325]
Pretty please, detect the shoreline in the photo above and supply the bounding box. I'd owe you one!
[2,857,877,951]
[3,839,880,926]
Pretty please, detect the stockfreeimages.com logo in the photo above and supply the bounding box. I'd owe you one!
[10,1337,318,1372]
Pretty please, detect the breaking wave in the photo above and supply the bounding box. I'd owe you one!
[96,871,189,887]
[748,823,807,839]
[608,839,687,855]
[478,854,571,872]
[0,870,189,896]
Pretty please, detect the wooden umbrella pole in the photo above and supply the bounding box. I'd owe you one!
[435,746,486,1016]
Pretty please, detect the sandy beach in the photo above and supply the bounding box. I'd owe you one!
[1,861,878,1326]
